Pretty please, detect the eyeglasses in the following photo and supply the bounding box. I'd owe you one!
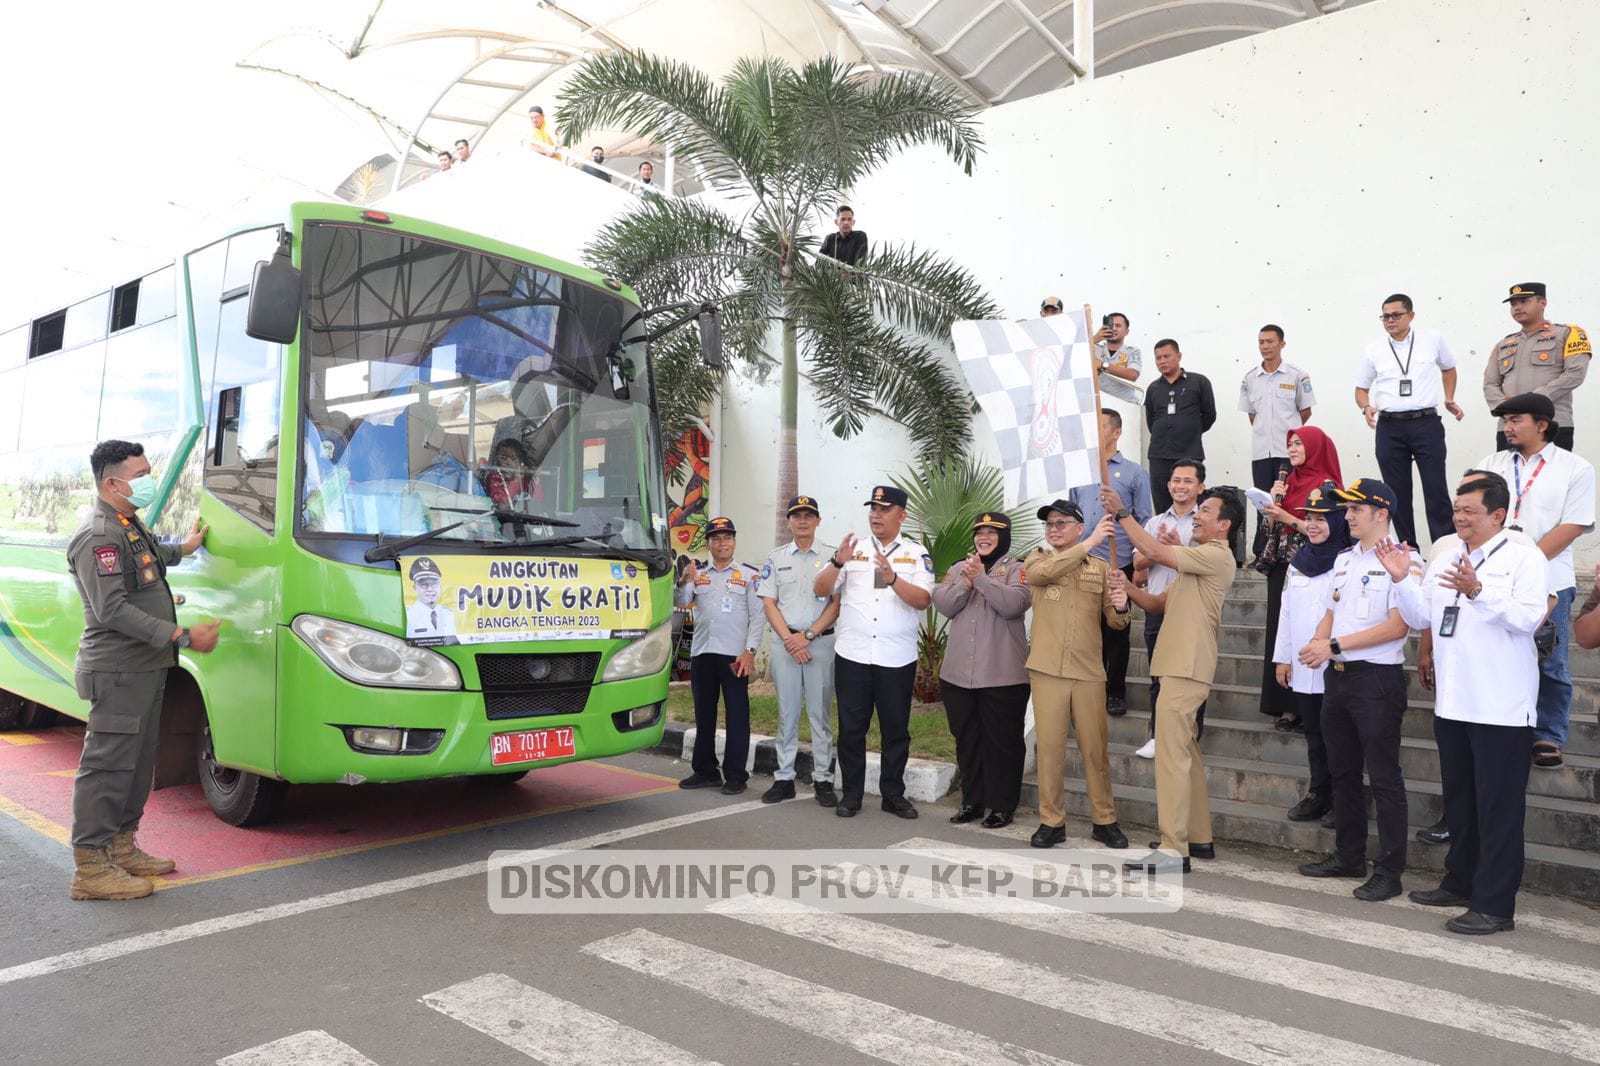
[1045,520,1078,530]
[1379,311,1409,321]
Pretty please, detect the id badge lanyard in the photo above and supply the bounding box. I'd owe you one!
[1511,453,1547,527]
[1388,333,1416,399]
[1440,539,1507,638]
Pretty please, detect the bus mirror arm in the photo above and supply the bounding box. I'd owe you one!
[245,229,303,345]
[627,301,722,368]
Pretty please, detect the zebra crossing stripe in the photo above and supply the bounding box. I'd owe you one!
[898,838,1600,994]
[710,896,1435,1066]
[423,972,721,1065]
[848,858,1600,1061]
[583,927,1077,1066]
[218,1030,378,1066]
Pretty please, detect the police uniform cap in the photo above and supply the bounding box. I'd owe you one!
[1301,482,1344,515]
[1036,498,1084,523]
[1490,391,1557,426]
[1503,282,1547,302]
[705,516,737,535]
[1333,478,1398,511]
[408,557,442,582]
[1040,296,1064,312]
[786,495,821,516]
[972,511,1012,532]
[864,485,908,509]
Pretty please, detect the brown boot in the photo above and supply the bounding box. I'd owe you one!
[70,847,154,900]
[108,831,176,877]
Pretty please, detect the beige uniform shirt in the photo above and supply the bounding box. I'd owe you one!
[1483,321,1591,424]
[1149,539,1236,684]
[931,557,1030,688]
[1023,544,1129,680]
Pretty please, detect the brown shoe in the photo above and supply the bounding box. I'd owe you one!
[108,831,176,877]
[70,847,154,901]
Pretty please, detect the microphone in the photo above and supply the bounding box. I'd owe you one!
[1273,466,1289,503]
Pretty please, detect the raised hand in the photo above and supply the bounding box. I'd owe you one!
[1157,523,1181,546]
[834,532,858,566]
[680,561,700,586]
[873,550,896,586]
[1440,552,1481,598]
[1374,537,1410,582]
[1085,514,1116,549]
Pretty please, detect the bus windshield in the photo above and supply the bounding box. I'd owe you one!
[297,221,669,556]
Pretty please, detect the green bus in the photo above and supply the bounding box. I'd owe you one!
[0,202,711,825]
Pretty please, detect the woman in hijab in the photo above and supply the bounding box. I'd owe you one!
[931,512,1031,828]
[1271,482,1353,823]
[1255,425,1344,729]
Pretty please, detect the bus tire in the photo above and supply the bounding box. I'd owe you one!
[196,719,287,827]
[0,693,53,731]
[474,770,529,785]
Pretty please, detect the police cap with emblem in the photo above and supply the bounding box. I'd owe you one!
[786,495,820,516]
[705,516,737,535]
[408,556,442,583]
[1503,282,1547,302]
[1040,296,1064,313]
[1333,478,1397,511]
[864,485,908,509]
[972,511,1012,532]
[1035,498,1084,523]
[1301,481,1344,515]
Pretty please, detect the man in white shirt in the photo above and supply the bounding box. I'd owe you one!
[1377,471,1548,935]
[1354,294,1466,548]
[1296,478,1418,902]
[405,557,458,643]
[1131,458,1207,759]
[1239,324,1315,559]
[1091,311,1142,405]
[813,485,935,819]
[1477,392,1596,769]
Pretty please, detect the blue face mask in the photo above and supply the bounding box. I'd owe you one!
[115,474,158,510]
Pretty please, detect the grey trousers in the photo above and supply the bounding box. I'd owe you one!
[71,669,167,848]
[769,635,836,783]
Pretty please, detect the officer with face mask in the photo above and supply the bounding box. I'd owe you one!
[64,440,216,900]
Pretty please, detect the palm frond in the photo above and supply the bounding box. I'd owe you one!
[584,197,771,306]
[847,242,1001,337]
[859,71,985,177]
[650,329,724,466]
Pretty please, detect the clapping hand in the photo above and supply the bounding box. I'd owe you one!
[1157,523,1181,547]
[873,550,896,586]
[834,532,858,566]
[962,553,983,582]
[1441,552,1482,598]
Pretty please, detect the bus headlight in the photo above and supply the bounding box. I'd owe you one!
[600,622,673,682]
[292,615,462,690]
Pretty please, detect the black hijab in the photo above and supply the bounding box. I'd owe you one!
[976,515,1012,570]
[1290,496,1352,578]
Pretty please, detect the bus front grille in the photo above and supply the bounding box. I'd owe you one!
[477,653,601,720]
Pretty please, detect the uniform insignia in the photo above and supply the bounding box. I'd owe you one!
[1045,586,1061,601]
[140,553,154,565]
[1331,588,1340,602]
[93,546,120,576]
[126,531,140,543]
[139,567,158,586]
[852,551,868,561]
[760,562,772,581]
[1501,357,1513,371]
[1565,327,1591,357]
[1538,352,1550,362]
[115,513,132,528]
[694,575,712,586]
[1019,568,1028,586]
[921,555,934,573]
[894,554,915,565]
[729,575,747,587]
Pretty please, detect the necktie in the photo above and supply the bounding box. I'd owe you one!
[431,609,438,628]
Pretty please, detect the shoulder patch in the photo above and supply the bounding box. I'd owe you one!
[93,545,121,576]
[1565,326,1591,358]
[760,561,772,581]
[922,554,934,573]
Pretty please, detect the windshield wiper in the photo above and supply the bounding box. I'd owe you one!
[364,521,467,563]
[520,533,671,575]
[433,505,580,528]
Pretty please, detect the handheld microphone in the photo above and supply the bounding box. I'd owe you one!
[1273,466,1289,502]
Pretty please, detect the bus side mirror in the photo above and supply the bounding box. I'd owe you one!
[246,232,302,344]
[698,305,722,368]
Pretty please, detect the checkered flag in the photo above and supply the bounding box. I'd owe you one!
[952,314,1101,507]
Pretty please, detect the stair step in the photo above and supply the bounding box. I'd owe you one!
[1127,647,1600,696]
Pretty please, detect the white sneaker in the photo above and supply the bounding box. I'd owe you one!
[1135,738,1156,760]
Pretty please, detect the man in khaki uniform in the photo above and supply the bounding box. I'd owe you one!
[1114,487,1242,873]
[66,440,217,900]
[1024,500,1130,850]
[1483,282,1589,451]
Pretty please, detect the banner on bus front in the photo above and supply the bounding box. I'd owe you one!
[399,553,650,646]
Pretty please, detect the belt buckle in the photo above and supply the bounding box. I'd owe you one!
[1332,662,1346,672]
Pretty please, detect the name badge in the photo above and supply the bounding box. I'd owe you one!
[1398,379,1413,397]
[1166,399,1176,415]
[721,596,734,614]
[1439,604,1459,638]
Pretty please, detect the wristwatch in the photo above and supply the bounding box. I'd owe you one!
[1328,637,1343,656]
[1114,507,1131,521]
[829,556,845,568]
[1465,585,1482,601]
[803,629,816,641]
[887,573,899,587]
[176,628,192,649]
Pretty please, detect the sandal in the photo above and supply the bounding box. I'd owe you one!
[1532,742,1564,769]
[1274,714,1301,732]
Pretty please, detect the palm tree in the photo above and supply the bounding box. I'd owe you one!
[557,53,1000,539]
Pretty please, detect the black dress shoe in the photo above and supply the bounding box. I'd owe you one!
[1416,818,1450,845]
[1125,853,1190,874]
[881,796,919,819]
[1287,793,1332,822]
[812,782,838,808]
[1320,809,1337,829]
[720,780,747,796]
[1298,855,1368,879]
[1030,824,1066,848]
[949,804,985,824]
[761,780,795,803]
[981,810,1013,829]
[678,772,723,790]
[835,799,860,818]
[1106,696,1127,717]
[1446,910,1515,935]
[1353,871,1403,902]
[1092,822,1129,849]
[1409,886,1471,907]
[1146,839,1213,859]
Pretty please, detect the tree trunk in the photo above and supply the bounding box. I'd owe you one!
[775,315,799,543]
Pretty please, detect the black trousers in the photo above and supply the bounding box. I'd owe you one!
[689,653,750,783]
[1145,613,1205,739]
[1103,563,1136,699]
[1258,564,1295,718]
[940,680,1029,814]
[1375,412,1452,546]
[1251,457,1284,558]
[1496,426,1574,452]
[1298,690,1331,796]
[835,655,915,802]
[1435,716,1532,918]
[1148,457,1175,513]
[1322,663,1408,877]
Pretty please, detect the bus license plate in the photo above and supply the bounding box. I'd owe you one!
[491,727,576,765]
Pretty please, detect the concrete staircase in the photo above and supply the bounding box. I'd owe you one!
[1023,568,1600,903]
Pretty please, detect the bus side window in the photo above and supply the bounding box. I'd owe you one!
[204,289,279,533]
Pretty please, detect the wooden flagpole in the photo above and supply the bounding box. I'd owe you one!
[1083,303,1116,570]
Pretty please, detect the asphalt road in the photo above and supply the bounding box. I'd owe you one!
[2,749,1598,1066]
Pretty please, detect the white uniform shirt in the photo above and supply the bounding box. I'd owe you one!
[1355,327,1457,412]
[406,600,456,639]
[1476,444,1596,591]
[757,540,837,630]
[1393,531,1549,726]
[1237,360,1315,460]
[1323,542,1415,664]
[830,533,936,667]
[1142,506,1196,598]
[1274,564,1336,693]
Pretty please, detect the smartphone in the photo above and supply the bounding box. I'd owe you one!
[1101,314,1112,328]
